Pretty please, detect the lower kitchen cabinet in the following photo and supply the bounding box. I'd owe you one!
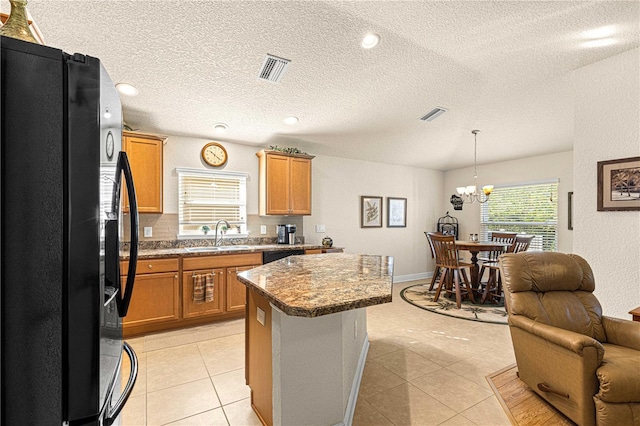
[227,265,258,313]
[122,258,180,333]
[182,268,225,318]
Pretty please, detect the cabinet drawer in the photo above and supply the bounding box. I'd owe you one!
[122,258,179,274]
[183,253,262,270]
[305,249,322,255]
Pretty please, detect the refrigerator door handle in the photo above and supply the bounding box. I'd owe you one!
[115,151,138,317]
[104,342,138,426]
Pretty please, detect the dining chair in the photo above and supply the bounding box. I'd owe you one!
[424,232,442,290]
[480,235,535,304]
[427,233,475,308]
[478,231,517,281]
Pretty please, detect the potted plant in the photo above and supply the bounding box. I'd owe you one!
[201,225,211,235]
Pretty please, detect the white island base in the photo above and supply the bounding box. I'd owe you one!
[247,289,369,426]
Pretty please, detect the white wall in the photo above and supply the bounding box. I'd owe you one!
[443,151,574,253]
[573,48,640,319]
[303,155,445,280]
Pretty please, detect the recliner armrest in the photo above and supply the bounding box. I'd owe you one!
[602,316,640,351]
[510,315,605,363]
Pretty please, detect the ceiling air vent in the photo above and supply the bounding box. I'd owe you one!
[258,54,291,83]
[419,107,448,122]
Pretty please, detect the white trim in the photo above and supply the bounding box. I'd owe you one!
[333,335,370,426]
[175,167,249,179]
[393,272,431,283]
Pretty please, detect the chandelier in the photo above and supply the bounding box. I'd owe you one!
[455,130,493,204]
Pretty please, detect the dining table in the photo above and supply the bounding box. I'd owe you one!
[455,240,511,289]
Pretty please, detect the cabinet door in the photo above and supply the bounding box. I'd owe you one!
[123,134,163,214]
[289,157,311,214]
[226,265,256,313]
[122,272,180,328]
[265,154,291,215]
[183,269,225,318]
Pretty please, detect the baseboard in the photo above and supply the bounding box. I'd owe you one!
[333,333,370,426]
[393,272,433,283]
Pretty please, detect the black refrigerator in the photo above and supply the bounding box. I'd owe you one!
[1,36,139,425]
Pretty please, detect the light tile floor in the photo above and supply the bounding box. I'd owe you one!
[120,280,514,425]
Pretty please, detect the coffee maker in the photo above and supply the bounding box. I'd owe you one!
[277,224,297,245]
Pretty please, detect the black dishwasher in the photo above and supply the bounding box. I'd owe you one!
[263,249,305,264]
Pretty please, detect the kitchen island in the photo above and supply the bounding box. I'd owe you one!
[237,253,393,426]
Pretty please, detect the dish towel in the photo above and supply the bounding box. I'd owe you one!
[193,273,215,303]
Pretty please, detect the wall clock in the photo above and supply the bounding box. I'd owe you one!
[201,142,228,167]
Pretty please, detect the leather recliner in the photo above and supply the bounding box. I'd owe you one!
[499,252,640,426]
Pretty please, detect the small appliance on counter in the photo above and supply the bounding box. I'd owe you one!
[276,224,297,245]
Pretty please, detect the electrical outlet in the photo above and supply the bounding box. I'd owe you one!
[315,224,326,233]
[144,227,152,238]
[260,225,267,235]
[257,307,266,326]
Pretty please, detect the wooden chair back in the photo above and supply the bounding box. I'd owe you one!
[511,235,535,253]
[427,233,460,268]
[424,231,441,259]
[487,231,517,260]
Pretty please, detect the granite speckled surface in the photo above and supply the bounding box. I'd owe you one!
[121,244,339,259]
[237,253,394,318]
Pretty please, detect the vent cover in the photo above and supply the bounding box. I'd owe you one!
[258,54,291,83]
[420,107,448,122]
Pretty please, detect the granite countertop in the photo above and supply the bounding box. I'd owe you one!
[122,244,339,259]
[237,253,394,318]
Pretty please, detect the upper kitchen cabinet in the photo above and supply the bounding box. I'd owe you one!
[123,131,165,214]
[257,150,314,215]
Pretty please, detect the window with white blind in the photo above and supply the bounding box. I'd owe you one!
[177,168,248,237]
[480,180,558,252]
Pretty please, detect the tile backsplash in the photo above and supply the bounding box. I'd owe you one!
[123,213,304,242]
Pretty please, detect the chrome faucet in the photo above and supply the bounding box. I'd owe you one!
[214,220,230,246]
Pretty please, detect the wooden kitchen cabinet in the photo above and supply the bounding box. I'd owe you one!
[257,150,314,215]
[182,253,262,318]
[182,268,225,318]
[227,265,259,313]
[123,131,165,214]
[122,258,180,333]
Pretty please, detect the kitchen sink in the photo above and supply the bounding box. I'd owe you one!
[184,247,221,252]
[184,245,253,253]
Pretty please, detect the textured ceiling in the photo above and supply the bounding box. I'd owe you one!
[10,1,640,170]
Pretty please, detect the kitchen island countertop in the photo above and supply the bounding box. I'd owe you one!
[237,253,393,317]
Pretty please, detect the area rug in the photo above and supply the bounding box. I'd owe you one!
[400,284,508,324]
[486,364,576,425]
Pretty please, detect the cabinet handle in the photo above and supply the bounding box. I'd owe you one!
[148,264,153,269]
[174,275,178,279]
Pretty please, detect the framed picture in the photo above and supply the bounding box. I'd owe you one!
[360,196,382,228]
[568,192,573,230]
[387,197,407,227]
[597,156,640,211]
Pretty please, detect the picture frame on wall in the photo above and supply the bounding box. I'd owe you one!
[597,156,640,211]
[387,197,407,228]
[360,196,383,228]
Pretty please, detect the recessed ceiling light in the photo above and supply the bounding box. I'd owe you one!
[582,26,617,40]
[361,33,380,49]
[213,123,228,133]
[283,116,299,125]
[581,38,617,48]
[115,83,139,96]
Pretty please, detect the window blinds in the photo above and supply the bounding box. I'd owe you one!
[480,180,558,252]
[177,169,247,235]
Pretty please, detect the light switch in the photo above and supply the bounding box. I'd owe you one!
[315,224,326,233]
[144,227,152,238]
[260,225,267,234]
[257,307,266,326]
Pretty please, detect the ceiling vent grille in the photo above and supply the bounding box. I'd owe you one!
[258,54,291,83]
[420,107,448,122]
